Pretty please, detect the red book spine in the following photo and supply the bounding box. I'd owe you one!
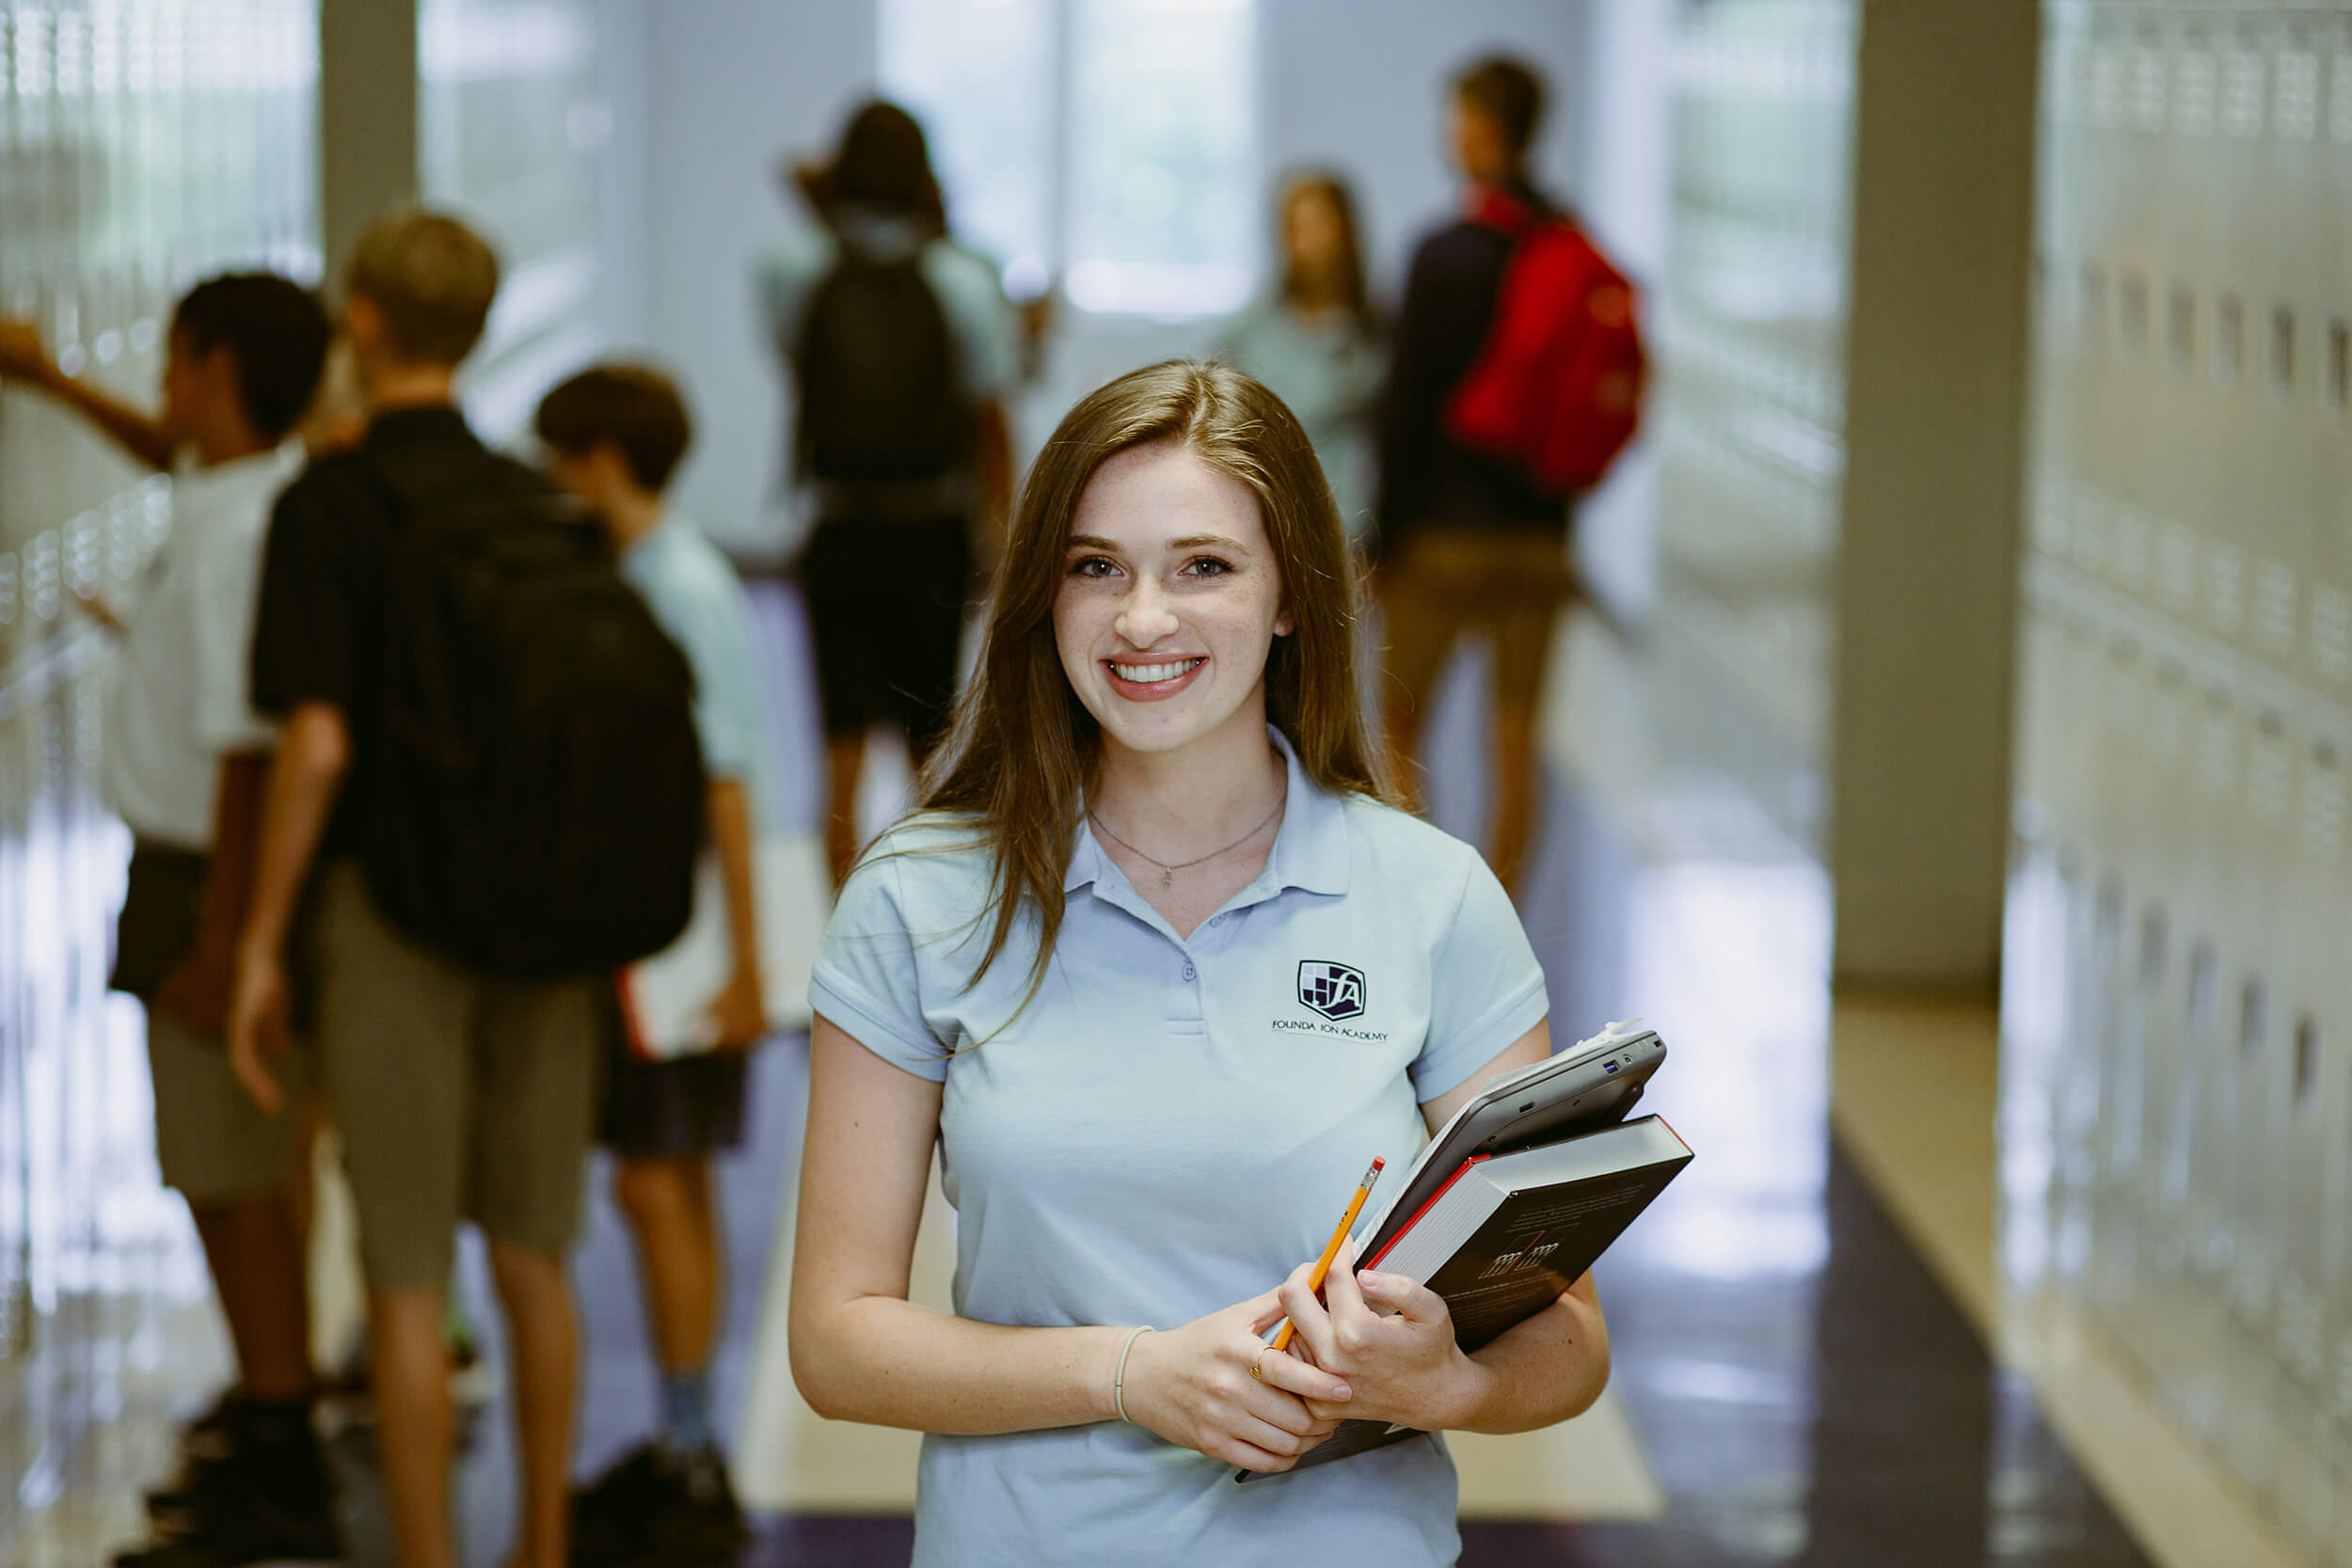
[1364,1154,1490,1271]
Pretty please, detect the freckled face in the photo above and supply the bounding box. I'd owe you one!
[1054,440,1293,760]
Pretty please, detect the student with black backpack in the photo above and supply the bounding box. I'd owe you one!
[761,100,1019,887]
[226,211,704,1568]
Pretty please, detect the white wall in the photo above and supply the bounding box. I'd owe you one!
[641,1,878,559]
[1566,0,1674,620]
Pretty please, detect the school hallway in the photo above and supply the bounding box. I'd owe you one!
[5,1,2351,1565]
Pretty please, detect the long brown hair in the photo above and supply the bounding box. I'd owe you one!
[905,360,1397,1006]
[1278,171,1375,333]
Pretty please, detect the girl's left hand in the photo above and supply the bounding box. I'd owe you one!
[1273,1235,1491,1432]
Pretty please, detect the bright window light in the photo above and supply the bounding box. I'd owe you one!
[878,0,1057,292]
[1064,0,1256,316]
[879,0,1258,317]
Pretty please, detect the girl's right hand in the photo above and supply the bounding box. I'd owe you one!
[1118,1291,1355,1472]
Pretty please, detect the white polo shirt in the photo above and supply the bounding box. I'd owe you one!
[103,444,301,850]
[812,726,1549,1568]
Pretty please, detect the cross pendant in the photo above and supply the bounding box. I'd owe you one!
[1159,866,1175,890]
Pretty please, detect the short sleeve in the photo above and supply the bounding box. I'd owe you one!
[809,850,950,1082]
[923,244,1020,400]
[247,478,356,716]
[1409,852,1549,1101]
[675,594,761,782]
[185,520,277,754]
[632,549,763,783]
[757,231,831,352]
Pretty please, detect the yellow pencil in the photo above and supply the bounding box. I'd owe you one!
[1270,1154,1386,1355]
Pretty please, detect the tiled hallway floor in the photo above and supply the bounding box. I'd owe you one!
[0,594,2287,1566]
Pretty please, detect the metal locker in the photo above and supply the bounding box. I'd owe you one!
[2097,621,2168,1355]
[2271,710,2351,1559]
[2215,681,2299,1493]
[2134,643,2229,1426]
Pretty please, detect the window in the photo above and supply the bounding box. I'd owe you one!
[876,0,1057,292]
[881,0,1258,317]
[1064,0,1256,314]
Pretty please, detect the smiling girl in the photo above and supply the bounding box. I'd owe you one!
[789,361,1609,1566]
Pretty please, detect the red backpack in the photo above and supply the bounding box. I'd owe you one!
[1445,188,1647,495]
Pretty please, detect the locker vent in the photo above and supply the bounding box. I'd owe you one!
[2187,941,2217,1034]
[2291,1017,2319,1113]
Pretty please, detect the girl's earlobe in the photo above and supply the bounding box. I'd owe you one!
[1276,609,1296,637]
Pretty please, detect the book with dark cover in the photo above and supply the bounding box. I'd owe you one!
[1240,1115,1692,1479]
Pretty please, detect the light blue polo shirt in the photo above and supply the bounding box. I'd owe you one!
[617,514,778,833]
[811,727,1549,1568]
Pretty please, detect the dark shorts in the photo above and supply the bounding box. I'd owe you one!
[596,993,752,1161]
[802,514,971,750]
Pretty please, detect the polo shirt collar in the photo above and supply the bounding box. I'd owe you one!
[1063,725,1353,898]
[363,404,476,454]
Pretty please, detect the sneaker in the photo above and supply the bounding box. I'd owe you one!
[117,1446,340,1568]
[668,1444,748,1556]
[175,1389,248,1465]
[569,1442,746,1568]
[144,1402,333,1526]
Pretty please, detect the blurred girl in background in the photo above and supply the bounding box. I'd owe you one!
[1219,173,1384,546]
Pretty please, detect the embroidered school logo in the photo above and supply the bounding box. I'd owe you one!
[1297,960,1367,1022]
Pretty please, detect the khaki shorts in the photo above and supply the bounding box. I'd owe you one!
[313,862,602,1291]
[1378,530,1577,716]
[148,1006,310,1202]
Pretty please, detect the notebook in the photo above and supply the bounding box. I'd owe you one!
[615,836,828,1058]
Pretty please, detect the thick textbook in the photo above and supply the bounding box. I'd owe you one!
[1244,1115,1692,1479]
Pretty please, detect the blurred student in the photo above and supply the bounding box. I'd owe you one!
[1375,56,1585,893]
[535,364,773,1563]
[228,211,704,1568]
[1219,172,1385,544]
[0,279,336,1568]
[761,99,1020,887]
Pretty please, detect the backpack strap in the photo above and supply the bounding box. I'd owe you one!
[1464,184,1538,237]
[1464,185,1583,245]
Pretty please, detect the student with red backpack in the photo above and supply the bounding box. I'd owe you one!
[1374,55,1645,894]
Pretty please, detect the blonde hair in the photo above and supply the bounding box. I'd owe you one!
[906,360,1397,1006]
[342,209,500,366]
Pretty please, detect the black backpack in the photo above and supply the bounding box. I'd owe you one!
[358,444,706,977]
[791,240,970,484]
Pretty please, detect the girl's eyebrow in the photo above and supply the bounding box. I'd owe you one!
[1065,533,1251,554]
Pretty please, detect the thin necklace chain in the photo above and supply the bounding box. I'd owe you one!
[1088,796,1286,890]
